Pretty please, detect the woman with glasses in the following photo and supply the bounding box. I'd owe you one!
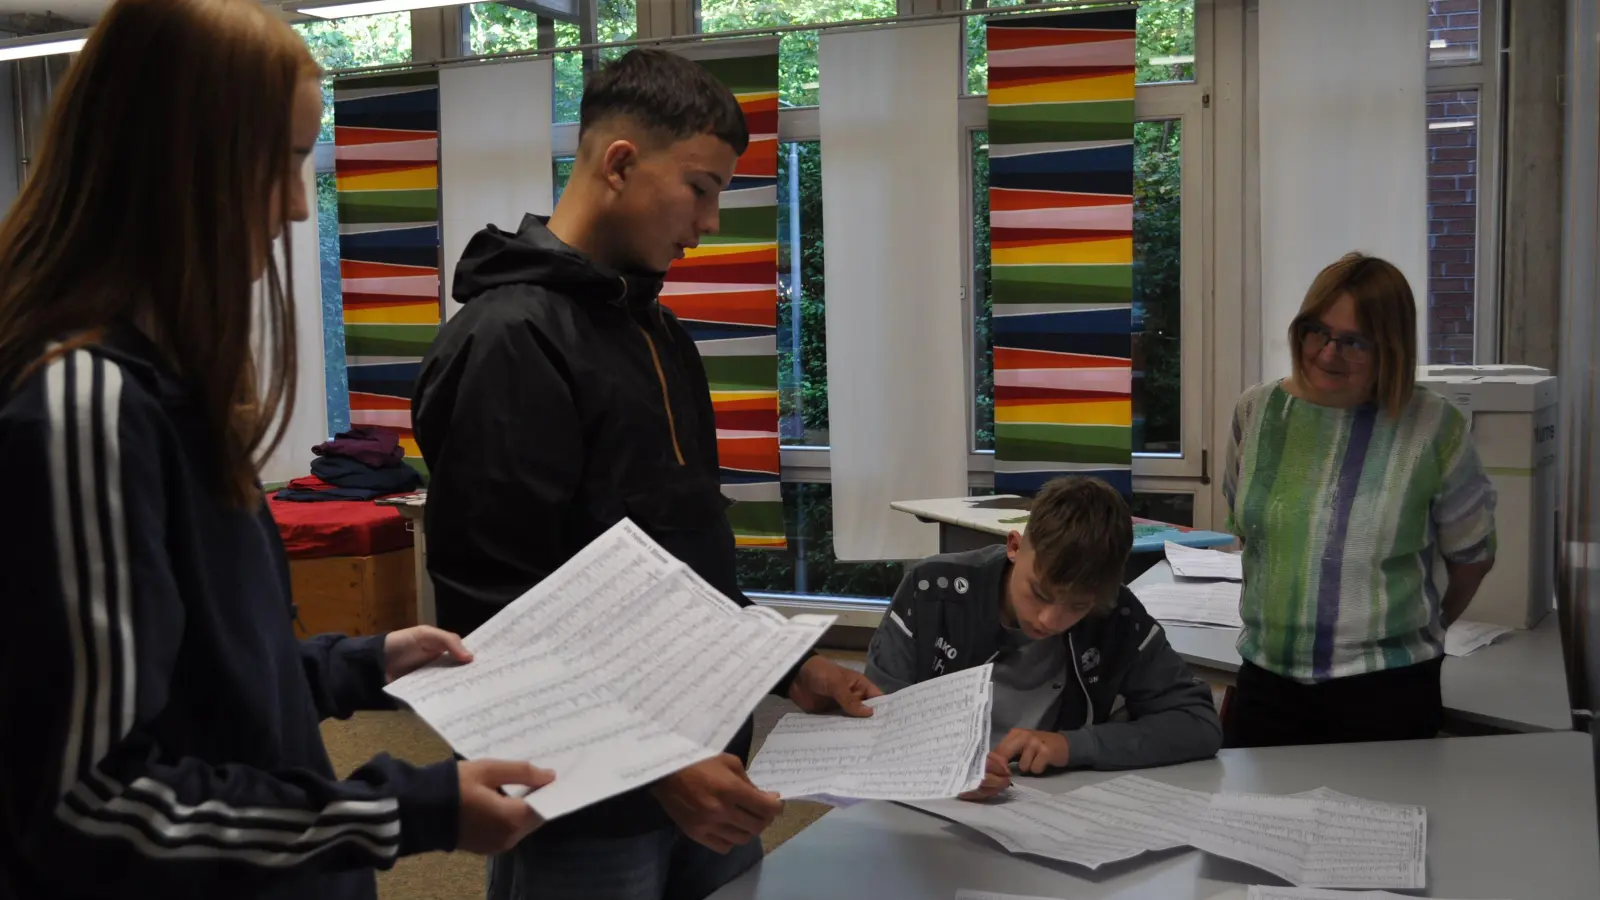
[1219,252,1496,748]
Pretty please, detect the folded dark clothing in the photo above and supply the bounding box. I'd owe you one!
[274,486,390,503]
[311,455,424,494]
[313,428,404,469]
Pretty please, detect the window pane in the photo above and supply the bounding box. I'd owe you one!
[778,141,828,447]
[1426,89,1479,364]
[1127,491,1194,528]
[736,482,905,599]
[695,0,896,107]
[466,1,636,122]
[1428,0,1480,64]
[316,172,350,436]
[965,0,1195,94]
[972,120,1183,455]
[295,15,413,141]
[554,156,575,207]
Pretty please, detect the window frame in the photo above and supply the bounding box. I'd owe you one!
[1424,0,1502,364]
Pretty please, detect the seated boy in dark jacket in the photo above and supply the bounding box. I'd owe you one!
[865,476,1222,800]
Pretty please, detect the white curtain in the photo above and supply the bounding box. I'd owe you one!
[819,21,969,561]
[440,59,554,320]
[1258,0,1428,381]
[259,169,328,486]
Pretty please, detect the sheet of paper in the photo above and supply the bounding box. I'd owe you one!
[385,520,833,821]
[1444,619,1512,657]
[748,665,993,802]
[1187,790,1426,890]
[1132,580,1245,628]
[1164,541,1244,580]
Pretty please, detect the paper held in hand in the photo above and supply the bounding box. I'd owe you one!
[384,519,835,822]
[747,665,994,803]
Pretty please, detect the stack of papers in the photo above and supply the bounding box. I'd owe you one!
[386,520,834,821]
[748,665,993,803]
[907,776,1428,890]
[1132,581,1245,629]
[1444,620,1513,657]
[1164,541,1244,580]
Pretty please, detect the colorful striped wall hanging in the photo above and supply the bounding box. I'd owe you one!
[333,70,441,475]
[665,42,784,550]
[988,8,1136,497]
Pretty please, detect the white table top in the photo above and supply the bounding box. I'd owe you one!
[890,496,1034,537]
[710,732,1599,900]
[1131,561,1574,734]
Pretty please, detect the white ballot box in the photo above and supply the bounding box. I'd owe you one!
[1417,369,1558,629]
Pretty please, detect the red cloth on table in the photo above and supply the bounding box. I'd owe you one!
[266,494,414,560]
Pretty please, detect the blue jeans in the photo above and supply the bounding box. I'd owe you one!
[486,828,763,900]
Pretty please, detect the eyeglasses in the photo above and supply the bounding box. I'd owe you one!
[1298,320,1375,361]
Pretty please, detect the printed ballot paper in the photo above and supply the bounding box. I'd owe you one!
[1164,541,1244,580]
[385,520,835,822]
[1132,580,1245,629]
[748,665,993,802]
[907,778,1428,890]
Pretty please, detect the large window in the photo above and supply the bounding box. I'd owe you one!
[466,0,636,122]
[695,0,896,107]
[964,0,1196,94]
[777,141,827,447]
[296,14,413,436]
[734,483,904,598]
[971,120,1184,456]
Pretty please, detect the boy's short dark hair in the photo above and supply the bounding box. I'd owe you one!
[579,48,750,154]
[1026,476,1132,612]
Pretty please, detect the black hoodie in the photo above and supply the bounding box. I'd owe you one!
[414,215,797,841]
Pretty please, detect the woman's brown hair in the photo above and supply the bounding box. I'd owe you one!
[0,0,319,507]
[1289,252,1418,418]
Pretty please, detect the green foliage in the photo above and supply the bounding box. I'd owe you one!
[465,1,635,121]
[965,0,1196,94]
[733,484,905,597]
[698,0,896,107]
[294,15,413,141]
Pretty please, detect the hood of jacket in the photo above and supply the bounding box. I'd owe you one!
[451,213,666,313]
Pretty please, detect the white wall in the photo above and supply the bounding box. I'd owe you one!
[1257,0,1429,381]
[820,21,968,561]
[259,163,329,486]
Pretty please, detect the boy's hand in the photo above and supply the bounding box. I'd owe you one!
[993,728,1070,774]
[788,657,883,717]
[651,755,783,854]
[959,752,1012,802]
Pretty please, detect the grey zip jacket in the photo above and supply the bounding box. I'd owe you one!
[865,545,1222,771]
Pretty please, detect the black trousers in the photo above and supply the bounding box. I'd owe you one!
[1223,657,1445,748]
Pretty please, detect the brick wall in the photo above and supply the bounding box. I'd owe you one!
[1426,90,1478,365]
[1426,3,1480,365]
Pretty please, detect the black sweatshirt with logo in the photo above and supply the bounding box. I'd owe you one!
[413,215,801,841]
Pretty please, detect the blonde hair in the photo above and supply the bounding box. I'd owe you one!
[1289,252,1418,417]
[0,0,320,507]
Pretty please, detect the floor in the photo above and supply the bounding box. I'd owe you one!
[320,655,861,900]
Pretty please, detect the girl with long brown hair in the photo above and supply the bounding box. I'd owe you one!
[0,1,550,896]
